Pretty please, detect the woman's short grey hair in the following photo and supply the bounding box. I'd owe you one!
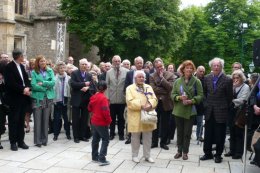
[232,69,246,82]
[134,70,146,80]
[209,57,224,69]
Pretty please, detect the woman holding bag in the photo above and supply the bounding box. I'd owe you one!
[225,69,250,159]
[171,60,203,160]
[126,70,158,163]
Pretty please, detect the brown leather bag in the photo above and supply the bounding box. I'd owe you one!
[235,105,246,128]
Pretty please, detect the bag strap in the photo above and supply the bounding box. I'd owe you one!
[257,124,260,130]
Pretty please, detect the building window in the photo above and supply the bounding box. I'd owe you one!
[14,36,24,50]
[15,0,27,16]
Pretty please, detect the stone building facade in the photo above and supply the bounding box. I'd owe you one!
[0,0,99,64]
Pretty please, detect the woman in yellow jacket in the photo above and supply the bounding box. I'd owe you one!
[126,70,158,163]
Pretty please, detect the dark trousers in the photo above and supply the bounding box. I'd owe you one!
[152,100,171,146]
[91,125,109,162]
[229,125,244,156]
[203,115,226,156]
[0,105,7,135]
[72,106,90,139]
[168,114,176,140]
[175,116,194,153]
[109,104,125,137]
[8,102,26,144]
[53,102,70,137]
[196,115,204,139]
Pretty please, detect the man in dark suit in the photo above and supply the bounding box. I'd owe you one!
[70,58,93,143]
[4,49,30,151]
[150,59,174,150]
[124,56,150,144]
[200,57,233,163]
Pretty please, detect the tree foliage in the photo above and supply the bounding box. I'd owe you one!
[60,0,189,62]
[175,0,260,73]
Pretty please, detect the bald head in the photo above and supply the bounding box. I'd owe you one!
[196,65,205,79]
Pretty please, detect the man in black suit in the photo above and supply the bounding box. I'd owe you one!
[4,49,30,151]
[70,58,93,143]
[200,57,233,163]
[124,56,150,144]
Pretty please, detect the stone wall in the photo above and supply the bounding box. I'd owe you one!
[0,0,99,64]
[32,0,62,17]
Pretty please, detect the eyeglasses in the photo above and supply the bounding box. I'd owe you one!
[233,76,240,79]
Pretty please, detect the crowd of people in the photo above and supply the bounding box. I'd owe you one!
[0,49,260,166]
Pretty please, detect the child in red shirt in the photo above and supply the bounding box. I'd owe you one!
[88,80,111,166]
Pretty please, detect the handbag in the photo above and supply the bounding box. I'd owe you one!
[141,109,158,125]
[235,104,246,128]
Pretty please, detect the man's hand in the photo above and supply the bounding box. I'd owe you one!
[254,105,260,115]
[159,70,164,78]
[85,82,90,86]
[81,86,89,92]
[23,87,31,96]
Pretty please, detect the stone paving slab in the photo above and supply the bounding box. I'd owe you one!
[0,125,260,173]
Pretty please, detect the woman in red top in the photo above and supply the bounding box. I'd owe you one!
[88,80,111,166]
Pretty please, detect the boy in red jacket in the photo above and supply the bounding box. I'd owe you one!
[88,80,112,166]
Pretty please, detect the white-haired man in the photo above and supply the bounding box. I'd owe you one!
[70,58,94,143]
[106,55,129,140]
[200,58,233,163]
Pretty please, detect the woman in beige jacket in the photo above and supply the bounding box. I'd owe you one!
[126,70,158,163]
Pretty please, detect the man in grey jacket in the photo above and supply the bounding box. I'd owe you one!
[106,55,129,140]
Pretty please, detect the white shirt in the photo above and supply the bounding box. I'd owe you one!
[14,60,25,86]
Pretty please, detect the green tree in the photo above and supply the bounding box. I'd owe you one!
[60,0,189,62]
[175,0,260,73]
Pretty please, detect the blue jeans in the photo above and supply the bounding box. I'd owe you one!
[196,115,203,139]
[91,125,109,162]
[53,102,70,137]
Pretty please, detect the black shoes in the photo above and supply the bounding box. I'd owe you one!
[160,145,169,150]
[109,136,114,140]
[18,142,29,149]
[0,143,3,149]
[35,144,41,148]
[125,138,131,144]
[224,151,233,157]
[74,138,80,143]
[214,156,223,163]
[11,143,18,151]
[200,154,213,161]
[119,136,125,141]
[67,135,71,140]
[80,137,89,142]
[53,136,58,141]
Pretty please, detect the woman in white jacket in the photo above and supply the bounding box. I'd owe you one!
[225,69,250,159]
[53,61,71,141]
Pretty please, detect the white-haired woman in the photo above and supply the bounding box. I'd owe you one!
[225,69,250,159]
[53,61,71,141]
[126,70,158,163]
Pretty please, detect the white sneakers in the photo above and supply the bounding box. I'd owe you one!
[132,157,140,163]
[145,157,155,163]
[132,157,155,163]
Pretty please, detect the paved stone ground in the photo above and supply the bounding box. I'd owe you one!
[0,124,259,173]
